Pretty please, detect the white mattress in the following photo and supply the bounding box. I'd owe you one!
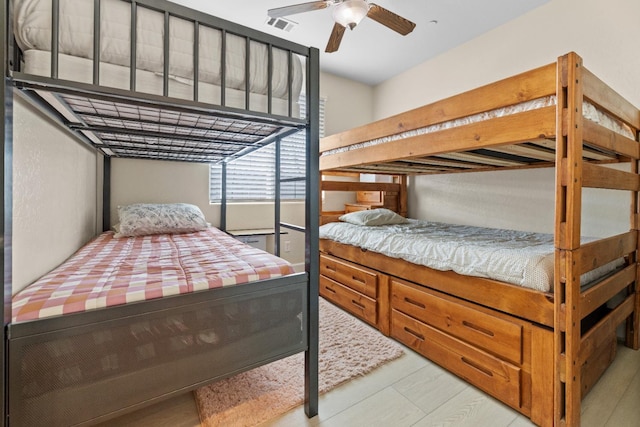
[319,220,624,292]
[323,96,635,156]
[14,0,303,116]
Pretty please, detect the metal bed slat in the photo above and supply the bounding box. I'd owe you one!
[221,29,226,106]
[93,0,101,85]
[130,1,137,91]
[69,114,278,140]
[288,51,293,118]
[268,44,273,115]
[245,37,250,110]
[81,129,260,149]
[221,161,227,230]
[95,132,257,149]
[193,21,200,102]
[163,10,170,97]
[51,0,59,79]
[275,136,282,256]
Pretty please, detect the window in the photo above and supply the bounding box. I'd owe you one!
[209,96,325,202]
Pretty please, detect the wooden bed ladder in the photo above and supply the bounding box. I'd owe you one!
[555,52,640,427]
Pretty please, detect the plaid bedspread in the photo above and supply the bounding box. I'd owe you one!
[12,228,295,322]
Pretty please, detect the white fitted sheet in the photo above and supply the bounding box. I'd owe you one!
[319,220,624,292]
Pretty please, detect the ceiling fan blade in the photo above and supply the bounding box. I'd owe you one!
[367,4,416,35]
[268,1,331,18]
[325,23,346,53]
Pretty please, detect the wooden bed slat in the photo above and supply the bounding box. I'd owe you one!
[582,162,640,191]
[579,295,635,366]
[348,162,443,174]
[320,107,556,171]
[320,63,556,153]
[583,120,640,160]
[409,157,485,169]
[533,139,617,162]
[487,143,557,162]
[437,152,525,167]
[576,231,636,276]
[581,264,635,320]
[320,181,401,193]
[583,68,640,131]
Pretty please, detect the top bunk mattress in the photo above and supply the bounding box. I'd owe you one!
[13,0,304,115]
[319,219,623,293]
[322,96,635,157]
[12,227,295,322]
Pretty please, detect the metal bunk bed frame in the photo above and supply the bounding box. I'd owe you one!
[1,0,319,425]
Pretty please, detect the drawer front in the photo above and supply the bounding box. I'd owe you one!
[392,279,522,364]
[391,310,522,410]
[320,254,377,298]
[357,191,383,204]
[320,276,377,326]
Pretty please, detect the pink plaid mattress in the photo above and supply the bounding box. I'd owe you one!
[12,228,295,322]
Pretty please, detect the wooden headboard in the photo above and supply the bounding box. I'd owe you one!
[320,175,407,225]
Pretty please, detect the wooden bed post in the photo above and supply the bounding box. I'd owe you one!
[554,52,584,427]
[630,139,640,351]
[398,175,408,217]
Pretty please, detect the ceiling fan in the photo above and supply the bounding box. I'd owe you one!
[267,0,416,53]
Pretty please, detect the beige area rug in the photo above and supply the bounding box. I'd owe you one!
[194,298,405,427]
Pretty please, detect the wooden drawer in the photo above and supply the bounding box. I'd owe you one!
[356,191,383,205]
[320,254,377,298]
[391,309,522,410]
[320,276,377,326]
[391,279,523,364]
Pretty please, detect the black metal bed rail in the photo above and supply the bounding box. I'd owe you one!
[17,0,309,120]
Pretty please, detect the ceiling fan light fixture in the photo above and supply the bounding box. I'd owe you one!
[332,0,370,30]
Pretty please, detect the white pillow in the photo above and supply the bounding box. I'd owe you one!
[115,203,209,237]
[339,208,409,226]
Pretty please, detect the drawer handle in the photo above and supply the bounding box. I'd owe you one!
[351,299,365,310]
[351,275,366,284]
[404,297,426,309]
[324,265,336,272]
[461,357,494,378]
[324,286,336,294]
[462,321,495,337]
[403,327,425,341]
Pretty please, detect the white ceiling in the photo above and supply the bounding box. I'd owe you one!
[169,0,550,86]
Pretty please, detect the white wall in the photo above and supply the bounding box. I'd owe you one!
[111,157,310,267]
[321,71,374,135]
[111,158,219,225]
[319,71,375,212]
[13,96,98,293]
[373,0,640,237]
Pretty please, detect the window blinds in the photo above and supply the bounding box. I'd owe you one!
[209,96,325,202]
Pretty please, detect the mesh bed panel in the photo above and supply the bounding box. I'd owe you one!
[42,92,302,163]
[9,284,306,426]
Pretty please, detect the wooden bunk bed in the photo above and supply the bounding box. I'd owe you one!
[318,52,640,427]
[2,0,320,425]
